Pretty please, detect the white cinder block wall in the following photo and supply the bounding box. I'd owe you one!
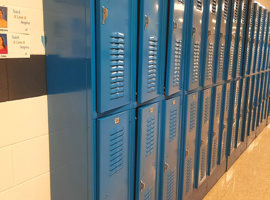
[0,0,50,200]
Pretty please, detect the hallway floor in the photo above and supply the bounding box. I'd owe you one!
[203,125,270,200]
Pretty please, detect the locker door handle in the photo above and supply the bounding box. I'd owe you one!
[201,139,204,145]
[173,21,178,33]
[145,15,150,30]
[102,6,108,25]
[164,162,169,171]
[185,150,189,157]
[140,180,146,192]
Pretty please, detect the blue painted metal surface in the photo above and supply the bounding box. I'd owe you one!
[159,96,182,200]
[180,92,198,200]
[96,0,137,113]
[137,0,167,103]
[166,0,185,96]
[136,102,160,200]
[97,110,135,200]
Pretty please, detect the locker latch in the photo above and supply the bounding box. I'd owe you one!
[164,162,169,171]
[201,140,204,146]
[102,6,108,25]
[192,27,196,35]
[173,21,178,33]
[185,150,189,158]
[140,180,146,192]
[145,15,150,30]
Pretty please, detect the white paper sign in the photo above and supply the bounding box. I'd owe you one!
[0,5,30,34]
[0,32,30,58]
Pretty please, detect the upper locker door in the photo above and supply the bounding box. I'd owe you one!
[183,92,198,199]
[138,0,162,103]
[188,0,203,91]
[216,0,228,83]
[97,111,134,200]
[204,0,218,87]
[166,0,185,96]
[163,96,181,200]
[137,102,159,200]
[96,0,133,113]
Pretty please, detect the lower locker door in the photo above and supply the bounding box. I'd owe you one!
[137,102,159,200]
[237,117,242,146]
[210,133,218,173]
[230,123,236,152]
[97,110,134,200]
[198,143,207,185]
[183,93,198,198]
[220,129,227,164]
[163,96,181,200]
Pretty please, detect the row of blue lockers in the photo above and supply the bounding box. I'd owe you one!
[93,0,251,116]
[92,0,270,200]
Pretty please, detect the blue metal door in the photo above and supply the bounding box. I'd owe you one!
[166,0,185,96]
[210,85,222,173]
[198,88,211,186]
[182,92,198,198]
[138,0,163,103]
[97,110,134,200]
[204,0,218,86]
[96,0,134,113]
[162,96,181,200]
[136,102,159,200]
[187,0,203,91]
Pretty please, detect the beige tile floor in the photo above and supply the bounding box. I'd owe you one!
[203,125,270,200]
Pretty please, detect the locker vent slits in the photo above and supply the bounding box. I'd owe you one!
[200,146,206,181]
[231,127,236,150]
[167,169,175,200]
[211,138,217,169]
[211,0,217,14]
[206,43,214,81]
[228,45,234,78]
[196,0,202,11]
[241,2,247,24]
[234,0,239,22]
[189,101,196,131]
[237,44,242,76]
[222,132,227,159]
[174,40,182,87]
[144,187,152,200]
[226,90,230,111]
[146,116,155,157]
[235,84,239,111]
[110,32,125,100]
[148,36,158,93]
[245,44,249,73]
[192,42,200,84]
[185,157,193,194]
[223,0,228,19]
[109,127,124,176]
[216,92,221,117]
[204,96,210,123]
[169,108,177,142]
[218,44,225,80]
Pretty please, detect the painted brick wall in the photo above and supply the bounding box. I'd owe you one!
[0,0,50,200]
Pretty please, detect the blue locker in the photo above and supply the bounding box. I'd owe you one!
[230,80,240,153]
[160,96,181,200]
[254,8,265,73]
[196,88,211,187]
[97,110,134,200]
[209,85,223,173]
[184,0,204,91]
[138,0,165,103]
[263,72,270,120]
[136,102,159,200]
[96,0,136,113]
[203,0,218,87]
[252,73,261,131]
[166,0,185,96]
[227,0,240,80]
[215,0,229,83]
[217,83,230,163]
[237,78,246,143]
[181,92,198,199]
[245,3,257,75]
[250,6,262,74]
[241,77,250,141]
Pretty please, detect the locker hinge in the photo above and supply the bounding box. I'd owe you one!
[102,6,108,25]
[164,162,169,171]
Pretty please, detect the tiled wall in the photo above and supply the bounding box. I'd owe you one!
[0,0,49,200]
